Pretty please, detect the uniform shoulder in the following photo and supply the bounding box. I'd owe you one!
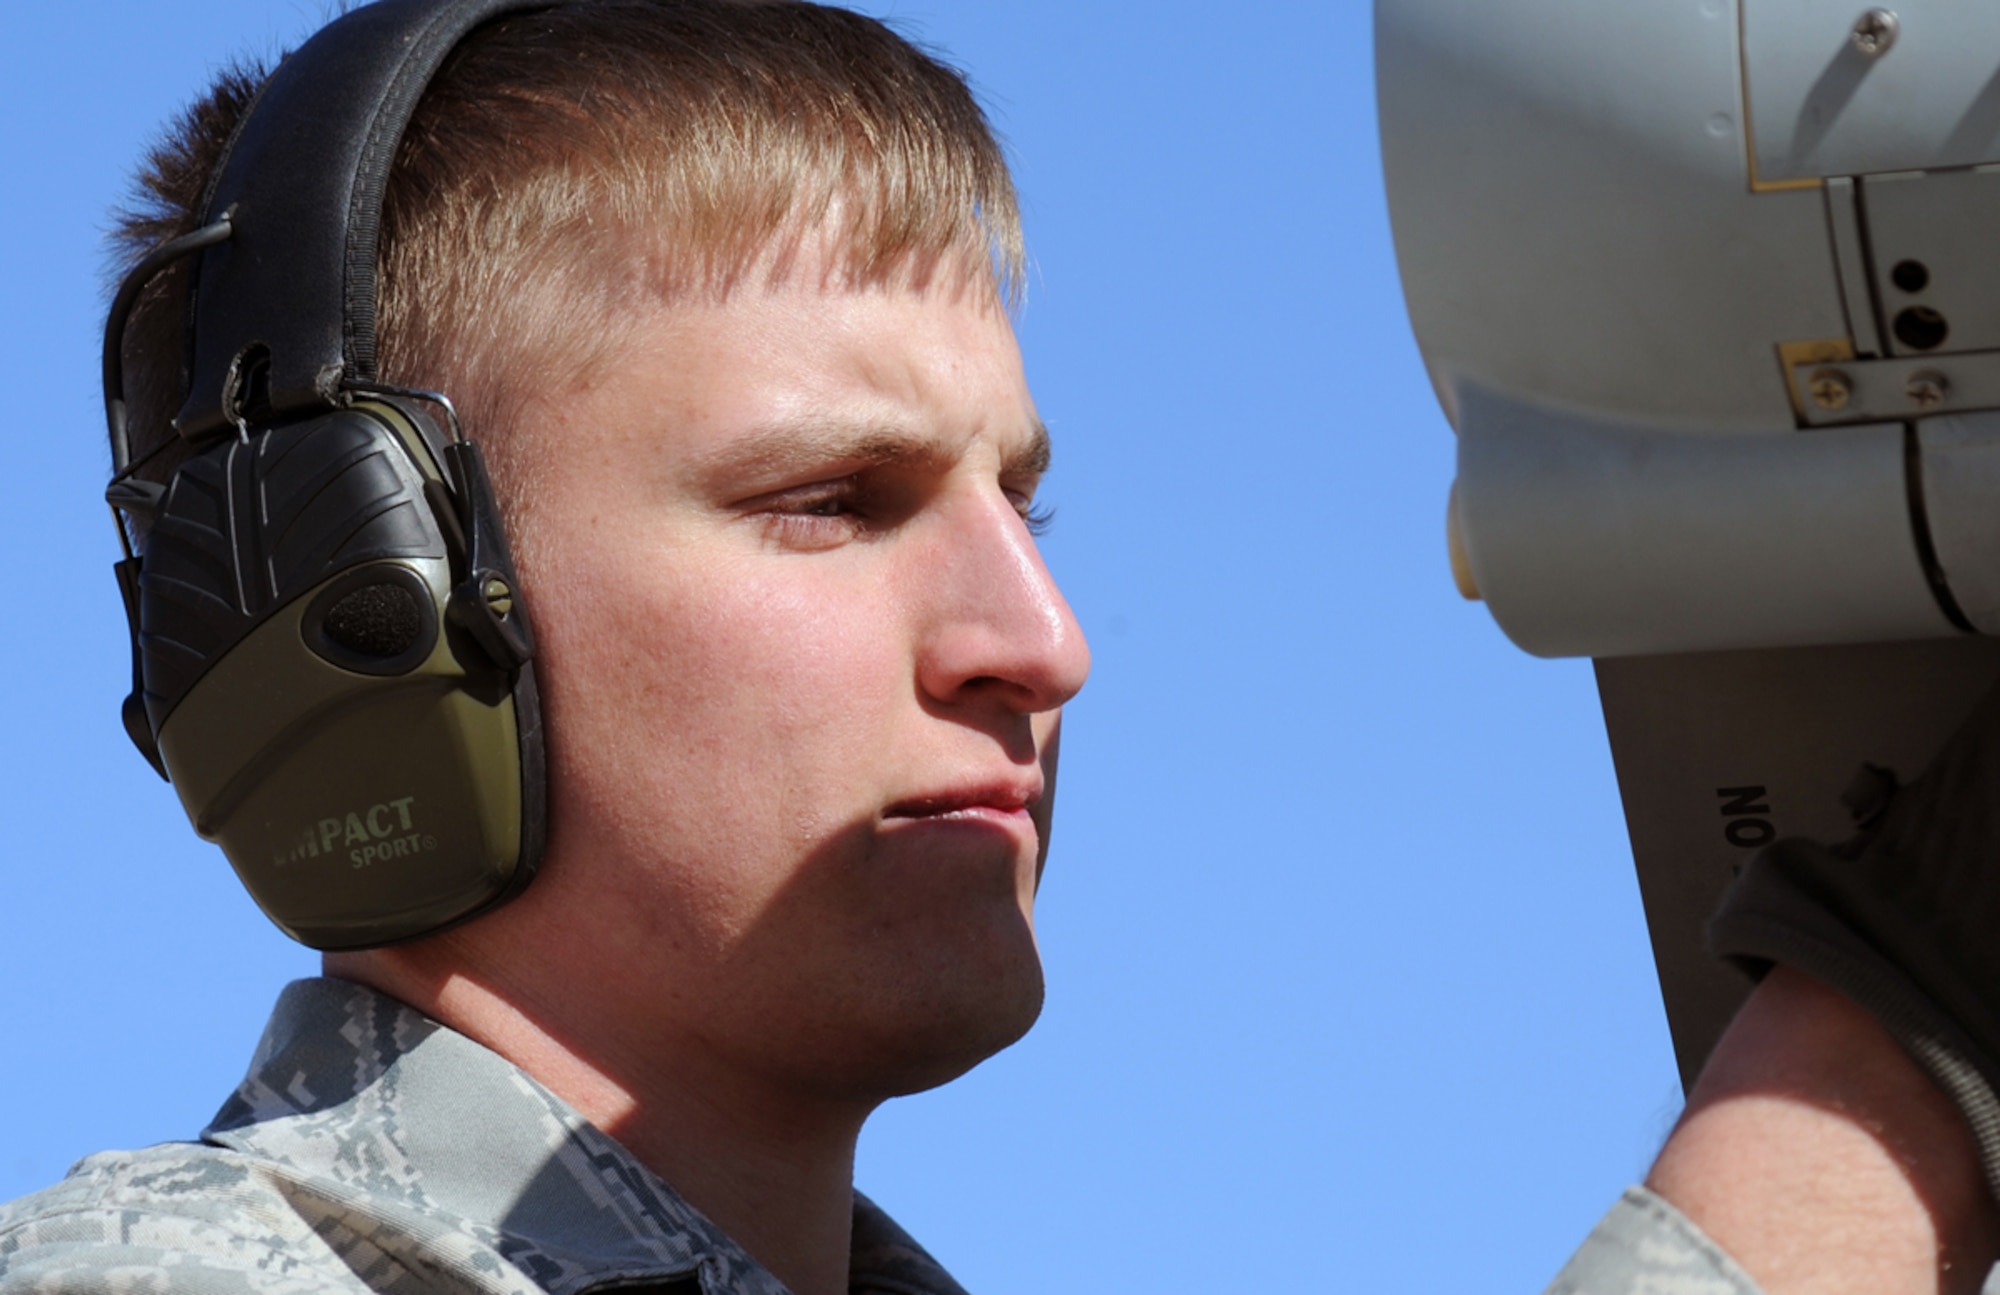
[0,1141,369,1294]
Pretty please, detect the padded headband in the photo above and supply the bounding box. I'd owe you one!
[175,0,554,440]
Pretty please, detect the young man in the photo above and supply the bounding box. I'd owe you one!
[10,5,2000,1295]
[0,4,1086,1293]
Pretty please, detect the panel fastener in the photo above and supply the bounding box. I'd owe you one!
[1808,367,1855,410]
[1851,8,1899,57]
[1905,370,1950,410]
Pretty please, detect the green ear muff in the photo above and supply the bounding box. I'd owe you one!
[100,0,557,948]
[126,401,543,949]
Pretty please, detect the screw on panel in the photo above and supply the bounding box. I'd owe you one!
[1807,367,1854,411]
[1851,9,1899,57]
[1905,370,1949,410]
[483,577,515,617]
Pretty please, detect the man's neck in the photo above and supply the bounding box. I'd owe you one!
[324,945,870,1295]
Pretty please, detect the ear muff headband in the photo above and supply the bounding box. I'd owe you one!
[179,0,556,439]
[104,0,559,950]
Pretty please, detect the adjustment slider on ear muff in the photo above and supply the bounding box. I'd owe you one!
[443,440,534,673]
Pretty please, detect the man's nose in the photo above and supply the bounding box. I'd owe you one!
[913,487,1091,715]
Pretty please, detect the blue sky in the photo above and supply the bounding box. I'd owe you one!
[0,1,1680,1289]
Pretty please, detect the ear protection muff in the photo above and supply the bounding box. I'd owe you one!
[102,0,557,950]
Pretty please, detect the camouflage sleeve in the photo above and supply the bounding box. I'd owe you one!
[0,1156,373,1295]
[1544,1187,1764,1295]
[0,1147,506,1295]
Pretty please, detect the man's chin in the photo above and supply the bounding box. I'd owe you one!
[795,959,1047,1102]
[891,977,1045,1096]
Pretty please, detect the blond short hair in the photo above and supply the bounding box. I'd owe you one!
[112,0,1022,524]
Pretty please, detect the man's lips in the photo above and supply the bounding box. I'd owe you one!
[882,783,1041,822]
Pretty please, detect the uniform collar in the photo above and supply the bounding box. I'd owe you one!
[202,978,966,1295]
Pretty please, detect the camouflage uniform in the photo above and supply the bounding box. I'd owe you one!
[0,979,962,1295]
[0,978,1764,1294]
[1545,1188,1762,1295]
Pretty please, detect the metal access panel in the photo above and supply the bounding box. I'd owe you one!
[1863,169,2000,357]
[1746,1,2000,183]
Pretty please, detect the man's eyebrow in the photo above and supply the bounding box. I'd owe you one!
[1008,420,1052,478]
[693,418,1052,483]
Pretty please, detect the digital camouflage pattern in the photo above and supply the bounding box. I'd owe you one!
[0,978,1771,1294]
[0,979,965,1295]
[1544,1187,1763,1295]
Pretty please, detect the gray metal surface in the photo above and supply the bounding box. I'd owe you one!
[1919,412,2000,633]
[1745,1,2000,183]
[1379,0,1842,437]
[1823,177,1883,355]
[1455,384,1948,658]
[1377,0,1969,662]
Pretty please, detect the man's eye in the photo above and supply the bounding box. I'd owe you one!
[752,482,868,549]
[1009,491,1055,537]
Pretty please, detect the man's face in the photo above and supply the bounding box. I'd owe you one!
[504,252,1090,1103]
